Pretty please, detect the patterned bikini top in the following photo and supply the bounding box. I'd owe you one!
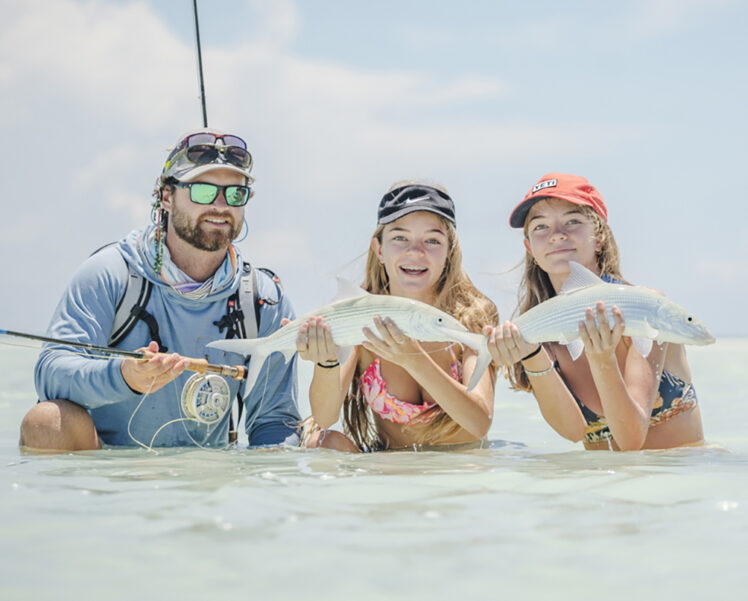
[577,370,698,444]
[360,344,463,425]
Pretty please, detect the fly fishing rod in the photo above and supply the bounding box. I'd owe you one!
[193,0,208,127]
[0,329,247,381]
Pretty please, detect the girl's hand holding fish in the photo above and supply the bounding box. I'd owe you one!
[578,301,625,361]
[483,321,538,368]
[361,316,423,369]
[295,317,338,365]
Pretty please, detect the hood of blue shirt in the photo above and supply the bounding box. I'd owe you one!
[116,226,244,303]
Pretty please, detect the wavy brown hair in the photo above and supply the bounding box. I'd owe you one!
[508,201,623,391]
[342,183,498,450]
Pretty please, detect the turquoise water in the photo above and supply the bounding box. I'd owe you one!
[1,341,747,600]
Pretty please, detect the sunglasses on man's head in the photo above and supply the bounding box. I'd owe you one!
[174,182,253,207]
[177,133,253,170]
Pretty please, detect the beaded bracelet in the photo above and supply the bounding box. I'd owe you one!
[316,360,340,369]
[524,363,554,377]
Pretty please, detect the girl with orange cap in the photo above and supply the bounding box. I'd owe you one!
[485,173,704,450]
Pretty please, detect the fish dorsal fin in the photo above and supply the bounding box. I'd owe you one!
[631,337,654,357]
[332,277,369,303]
[565,339,585,361]
[559,262,604,294]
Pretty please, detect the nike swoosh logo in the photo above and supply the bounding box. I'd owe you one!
[404,195,430,204]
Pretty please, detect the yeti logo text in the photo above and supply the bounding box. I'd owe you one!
[532,179,558,193]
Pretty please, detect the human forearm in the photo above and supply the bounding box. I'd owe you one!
[35,348,137,409]
[406,351,493,439]
[577,303,651,450]
[309,364,346,428]
[294,316,349,429]
[522,350,587,442]
[587,354,650,451]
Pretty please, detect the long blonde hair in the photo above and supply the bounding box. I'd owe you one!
[342,183,498,450]
[508,201,623,391]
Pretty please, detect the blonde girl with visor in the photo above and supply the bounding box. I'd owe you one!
[484,173,704,451]
[297,182,498,452]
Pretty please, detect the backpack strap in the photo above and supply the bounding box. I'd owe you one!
[92,243,166,352]
[237,263,260,339]
[222,262,260,443]
[109,265,167,352]
[212,262,259,341]
[109,263,152,346]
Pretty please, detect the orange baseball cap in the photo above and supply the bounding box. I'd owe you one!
[509,173,607,228]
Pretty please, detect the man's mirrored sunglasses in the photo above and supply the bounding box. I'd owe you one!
[174,182,252,207]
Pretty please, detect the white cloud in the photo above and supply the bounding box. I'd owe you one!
[1,0,631,203]
[245,0,300,49]
[71,144,141,195]
[634,0,739,34]
[0,0,193,128]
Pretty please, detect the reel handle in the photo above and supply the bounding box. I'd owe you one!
[140,351,246,380]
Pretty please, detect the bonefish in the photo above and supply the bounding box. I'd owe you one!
[207,280,492,395]
[515,262,715,360]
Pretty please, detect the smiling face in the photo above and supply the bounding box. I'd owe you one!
[162,168,245,252]
[524,197,602,290]
[371,211,449,303]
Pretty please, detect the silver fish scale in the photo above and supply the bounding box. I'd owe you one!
[514,284,663,343]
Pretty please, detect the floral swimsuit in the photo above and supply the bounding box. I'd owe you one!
[360,345,462,425]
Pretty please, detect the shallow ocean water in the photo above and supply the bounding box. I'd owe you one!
[1,340,747,600]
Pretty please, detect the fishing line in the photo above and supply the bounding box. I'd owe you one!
[127,376,159,452]
[127,376,221,452]
[151,416,198,450]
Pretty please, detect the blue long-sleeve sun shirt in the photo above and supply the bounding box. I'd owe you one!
[34,228,300,447]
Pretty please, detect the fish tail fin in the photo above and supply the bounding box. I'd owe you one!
[631,337,653,357]
[565,339,585,361]
[242,351,270,398]
[466,338,492,393]
[206,337,261,356]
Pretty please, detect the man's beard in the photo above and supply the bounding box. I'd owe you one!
[169,205,242,252]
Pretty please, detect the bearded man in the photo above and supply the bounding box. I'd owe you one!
[21,129,300,450]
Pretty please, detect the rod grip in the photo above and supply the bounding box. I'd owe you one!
[139,352,245,380]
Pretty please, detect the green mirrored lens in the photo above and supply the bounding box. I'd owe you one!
[190,183,219,204]
[225,186,249,206]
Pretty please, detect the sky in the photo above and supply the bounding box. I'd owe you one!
[1,0,746,339]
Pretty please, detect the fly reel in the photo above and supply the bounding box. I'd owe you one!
[180,373,231,425]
